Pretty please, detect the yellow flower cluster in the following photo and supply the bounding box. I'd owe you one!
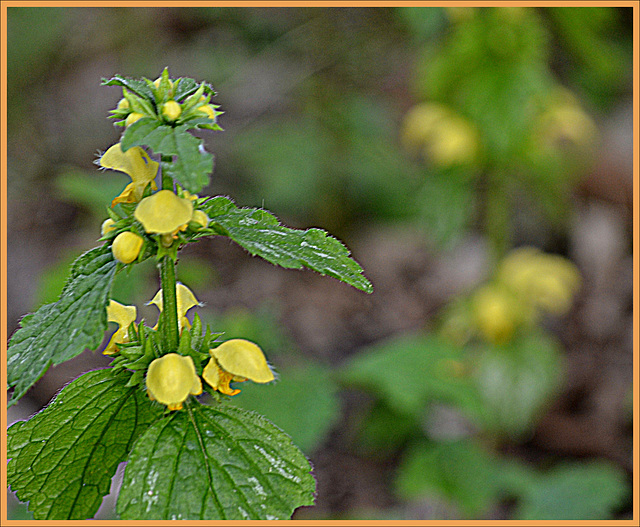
[104,284,274,411]
[470,247,581,345]
[98,142,210,263]
[401,102,480,167]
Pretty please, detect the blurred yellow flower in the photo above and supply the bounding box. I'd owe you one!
[472,285,521,345]
[99,143,158,207]
[401,102,480,167]
[203,339,274,396]
[104,300,137,355]
[146,353,202,411]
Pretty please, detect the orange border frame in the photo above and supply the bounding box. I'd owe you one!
[1,1,638,526]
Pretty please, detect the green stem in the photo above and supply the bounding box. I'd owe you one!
[160,256,179,351]
[161,155,173,190]
[485,170,510,263]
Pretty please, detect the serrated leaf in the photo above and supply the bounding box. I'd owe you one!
[121,122,213,193]
[7,245,117,406]
[204,196,372,293]
[7,370,163,519]
[102,75,155,103]
[117,404,315,519]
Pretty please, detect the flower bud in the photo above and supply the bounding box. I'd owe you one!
[116,98,130,111]
[112,231,143,264]
[162,100,182,122]
[198,104,216,120]
[125,112,144,127]
[101,218,116,236]
[191,210,209,229]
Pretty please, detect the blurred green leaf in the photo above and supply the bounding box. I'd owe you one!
[229,361,340,453]
[339,333,481,419]
[394,439,503,517]
[514,461,628,520]
[472,330,563,437]
[354,401,419,459]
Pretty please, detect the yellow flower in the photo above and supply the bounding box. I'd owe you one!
[125,112,144,127]
[162,100,182,121]
[146,353,202,411]
[99,143,158,207]
[202,339,274,396]
[198,104,217,120]
[134,190,193,236]
[112,231,144,264]
[472,285,521,345]
[498,247,581,316]
[148,283,201,333]
[101,218,116,236]
[104,300,137,355]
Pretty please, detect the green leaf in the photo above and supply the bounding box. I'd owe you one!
[473,330,563,437]
[204,196,373,293]
[117,404,316,520]
[7,245,117,406]
[121,122,213,193]
[230,362,340,453]
[7,370,163,520]
[514,461,628,520]
[102,75,155,103]
[394,440,504,518]
[339,333,480,417]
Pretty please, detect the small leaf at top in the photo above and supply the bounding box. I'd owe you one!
[7,245,117,406]
[102,75,155,103]
[7,370,163,519]
[122,122,213,193]
[117,404,316,519]
[203,196,373,293]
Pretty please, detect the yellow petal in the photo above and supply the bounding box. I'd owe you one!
[134,190,193,234]
[100,143,159,203]
[146,353,202,410]
[210,339,274,383]
[104,300,137,354]
[148,283,200,332]
[202,359,241,396]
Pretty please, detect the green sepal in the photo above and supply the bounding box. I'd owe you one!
[122,88,156,117]
[203,196,373,293]
[7,369,163,519]
[7,245,118,406]
[116,403,316,520]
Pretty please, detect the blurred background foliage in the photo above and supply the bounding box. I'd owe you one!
[6,6,635,520]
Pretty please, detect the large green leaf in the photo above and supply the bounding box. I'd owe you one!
[101,75,155,102]
[7,370,162,519]
[117,404,316,519]
[121,120,213,193]
[204,196,373,293]
[7,245,117,406]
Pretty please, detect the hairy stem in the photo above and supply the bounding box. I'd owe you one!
[160,255,179,351]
